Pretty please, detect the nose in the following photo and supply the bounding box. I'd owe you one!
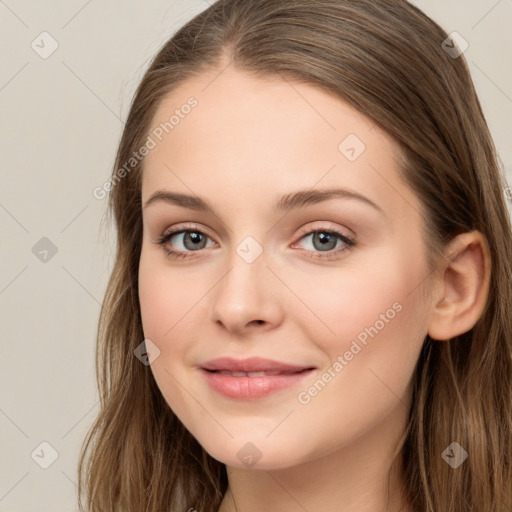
[209,249,285,336]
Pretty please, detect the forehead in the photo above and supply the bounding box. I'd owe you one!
[141,66,420,218]
[147,67,379,155]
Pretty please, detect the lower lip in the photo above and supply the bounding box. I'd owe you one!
[200,368,315,399]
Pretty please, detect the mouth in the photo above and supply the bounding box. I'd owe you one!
[199,358,316,399]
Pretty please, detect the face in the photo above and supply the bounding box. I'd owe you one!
[138,66,433,470]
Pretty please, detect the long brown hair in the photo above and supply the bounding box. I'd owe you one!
[78,1,512,510]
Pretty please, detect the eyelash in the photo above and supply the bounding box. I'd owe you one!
[154,223,357,261]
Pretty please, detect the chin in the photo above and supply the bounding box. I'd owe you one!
[196,433,310,471]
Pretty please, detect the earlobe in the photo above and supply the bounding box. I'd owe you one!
[427,231,491,341]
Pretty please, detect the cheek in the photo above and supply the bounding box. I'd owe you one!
[138,254,201,420]
[138,252,204,342]
[138,251,215,410]
[293,243,429,407]
[295,248,426,341]
[290,243,429,396]
[278,255,428,460]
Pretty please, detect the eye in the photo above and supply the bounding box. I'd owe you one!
[291,227,356,260]
[154,224,216,260]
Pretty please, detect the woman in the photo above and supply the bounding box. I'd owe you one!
[78,1,512,510]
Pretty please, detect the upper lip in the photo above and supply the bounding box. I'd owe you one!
[201,357,314,373]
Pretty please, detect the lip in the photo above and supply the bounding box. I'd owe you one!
[200,357,316,399]
[201,356,313,373]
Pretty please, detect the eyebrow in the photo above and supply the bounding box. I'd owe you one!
[143,187,383,215]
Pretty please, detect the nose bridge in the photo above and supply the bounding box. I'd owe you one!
[217,238,269,310]
[209,235,284,331]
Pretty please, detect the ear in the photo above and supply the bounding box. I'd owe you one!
[427,230,491,341]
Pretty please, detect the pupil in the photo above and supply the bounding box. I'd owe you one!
[186,232,205,249]
[315,232,336,251]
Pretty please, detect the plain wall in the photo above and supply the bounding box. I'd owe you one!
[0,1,510,510]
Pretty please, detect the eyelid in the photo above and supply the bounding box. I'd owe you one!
[159,222,215,240]
[293,221,355,241]
[156,221,352,244]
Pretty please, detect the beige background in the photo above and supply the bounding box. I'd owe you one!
[0,1,511,510]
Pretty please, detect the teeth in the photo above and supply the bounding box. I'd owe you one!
[217,370,291,377]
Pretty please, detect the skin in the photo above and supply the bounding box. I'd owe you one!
[138,65,491,512]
